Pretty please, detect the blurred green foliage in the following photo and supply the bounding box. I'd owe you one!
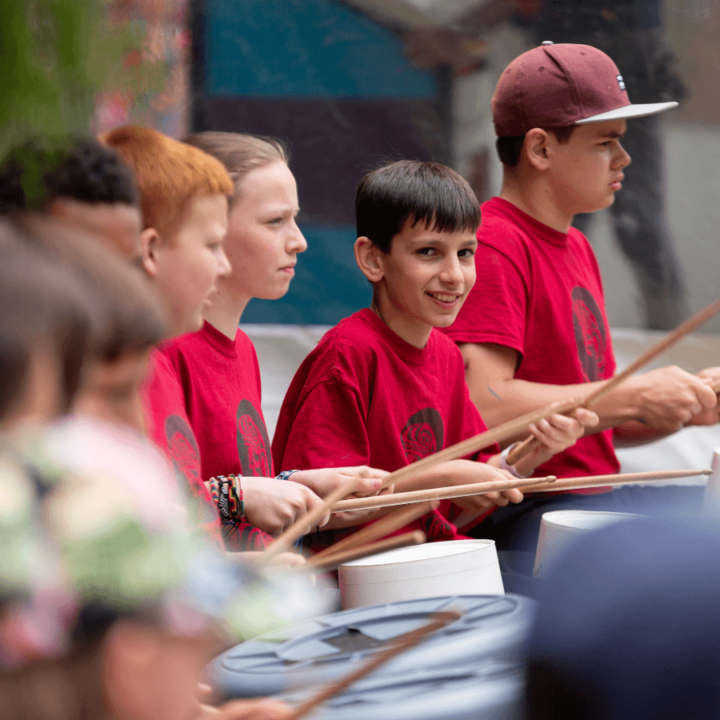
[0,0,167,157]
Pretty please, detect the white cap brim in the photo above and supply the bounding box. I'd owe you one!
[575,101,678,124]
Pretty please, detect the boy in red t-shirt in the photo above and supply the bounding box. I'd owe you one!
[442,43,720,550]
[273,160,598,547]
[163,132,386,551]
[102,126,236,541]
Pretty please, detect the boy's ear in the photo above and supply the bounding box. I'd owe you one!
[524,128,552,172]
[354,236,385,283]
[139,227,162,279]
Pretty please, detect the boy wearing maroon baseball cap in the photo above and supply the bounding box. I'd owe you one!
[442,42,720,550]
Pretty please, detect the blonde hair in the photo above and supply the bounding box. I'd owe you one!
[183,132,288,207]
[101,125,233,236]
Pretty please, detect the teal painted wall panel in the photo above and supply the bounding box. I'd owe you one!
[241,225,372,325]
[206,0,436,98]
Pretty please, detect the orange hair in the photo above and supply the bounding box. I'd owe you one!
[101,125,233,236]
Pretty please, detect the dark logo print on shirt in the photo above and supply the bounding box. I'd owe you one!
[571,286,607,382]
[401,408,445,463]
[236,399,271,477]
[165,414,202,496]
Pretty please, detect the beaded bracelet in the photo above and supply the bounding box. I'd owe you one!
[228,474,244,519]
[276,469,301,481]
[208,475,244,521]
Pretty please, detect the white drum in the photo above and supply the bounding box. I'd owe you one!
[534,510,643,578]
[339,539,504,610]
[702,449,720,515]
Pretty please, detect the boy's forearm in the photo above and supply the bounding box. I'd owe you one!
[469,376,641,443]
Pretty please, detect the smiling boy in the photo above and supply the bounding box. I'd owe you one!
[272,160,597,547]
[442,43,720,550]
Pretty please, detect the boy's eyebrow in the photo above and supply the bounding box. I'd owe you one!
[599,130,625,139]
[408,235,478,245]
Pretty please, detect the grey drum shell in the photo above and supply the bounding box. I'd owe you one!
[279,664,525,720]
[210,594,535,699]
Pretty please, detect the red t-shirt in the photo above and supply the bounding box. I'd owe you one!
[141,349,222,543]
[441,197,619,484]
[162,323,274,551]
[272,309,500,546]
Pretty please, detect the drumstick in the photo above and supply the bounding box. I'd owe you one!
[332,475,555,513]
[305,531,426,572]
[519,468,711,494]
[507,299,720,466]
[378,397,579,491]
[284,611,461,720]
[311,501,436,563]
[259,475,361,563]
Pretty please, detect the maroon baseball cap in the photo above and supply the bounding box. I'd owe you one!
[492,42,678,137]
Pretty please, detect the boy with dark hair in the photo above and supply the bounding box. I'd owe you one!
[273,160,597,545]
[443,43,720,550]
[0,137,142,260]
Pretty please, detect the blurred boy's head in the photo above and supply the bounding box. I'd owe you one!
[493,43,677,217]
[526,518,720,720]
[0,223,95,428]
[14,214,166,433]
[0,137,142,260]
[354,160,480,333]
[103,126,233,337]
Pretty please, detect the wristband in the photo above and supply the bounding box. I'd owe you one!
[500,444,533,479]
[228,474,244,519]
[209,475,244,521]
[276,469,301,481]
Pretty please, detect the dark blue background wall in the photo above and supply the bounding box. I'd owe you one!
[196,0,447,324]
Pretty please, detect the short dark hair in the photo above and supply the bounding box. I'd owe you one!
[496,125,577,168]
[356,160,481,253]
[0,137,139,214]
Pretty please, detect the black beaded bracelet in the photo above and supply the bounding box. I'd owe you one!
[276,469,301,481]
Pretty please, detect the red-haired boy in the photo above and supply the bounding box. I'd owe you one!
[103,126,234,538]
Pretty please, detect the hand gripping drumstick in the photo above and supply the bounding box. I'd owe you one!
[284,611,461,720]
[264,399,576,561]
[332,475,555,513]
[259,475,361,563]
[378,398,579,492]
[506,299,720,467]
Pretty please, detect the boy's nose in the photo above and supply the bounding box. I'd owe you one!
[217,247,232,277]
[439,256,464,285]
[614,142,632,169]
[288,223,308,254]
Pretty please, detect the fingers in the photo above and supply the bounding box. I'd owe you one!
[500,488,524,504]
[304,491,331,528]
[351,476,385,497]
[484,491,509,507]
[695,378,718,410]
[574,407,600,428]
[528,410,599,453]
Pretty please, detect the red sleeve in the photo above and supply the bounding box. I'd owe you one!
[222,519,272,552]
[275,378,371,471]
[444,243,528,360]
